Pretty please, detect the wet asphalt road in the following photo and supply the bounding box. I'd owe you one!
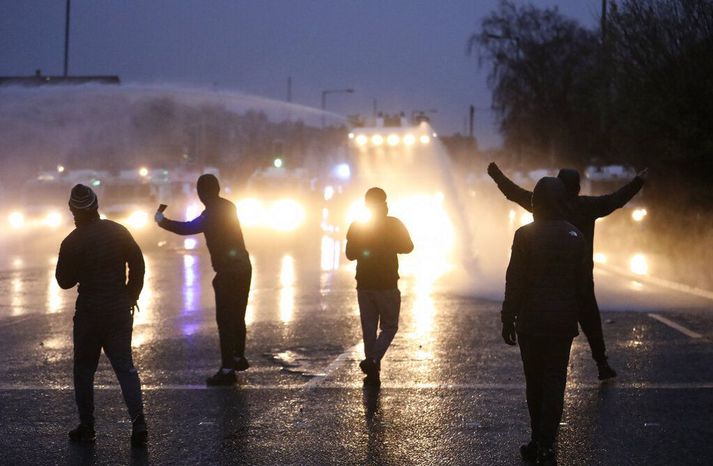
[0,234,712,466]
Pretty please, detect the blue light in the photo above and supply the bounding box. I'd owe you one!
[335,163,351,180]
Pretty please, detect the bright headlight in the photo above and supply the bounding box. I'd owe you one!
[346,200,371,224]
[631,208,647,222]
[355,134,368,146]
[44,211,63,229]
[127,210,149,229]
[269,199,306,232]
[387,134,400,146]
[419,134,431,144]
[371,134,384,146]
[404,134,416,146]
[236,198,262,227]
[8,212,25,229]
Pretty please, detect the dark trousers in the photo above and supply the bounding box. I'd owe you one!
[579,280,607,363]
[213,266,252,369]
[518,333,573,448]
[73,312,143,425]
[357,289,401,363]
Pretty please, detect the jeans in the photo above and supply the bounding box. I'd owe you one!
[73,312,143,425]
[579,279,607,363]
[518,333,573,448]
[213,265,252,369]
[358,289,401,363]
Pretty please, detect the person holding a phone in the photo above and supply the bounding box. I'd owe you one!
[155,174,252,386]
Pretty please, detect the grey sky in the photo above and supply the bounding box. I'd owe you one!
[1,1,601,147]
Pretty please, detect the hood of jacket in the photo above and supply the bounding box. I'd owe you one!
[557,168,581,197]
[532,177,568,221]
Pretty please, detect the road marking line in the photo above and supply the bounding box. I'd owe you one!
[1,382,713,391]
[599,263,713,302]
[303,342,362,391]
[648,313,704,339]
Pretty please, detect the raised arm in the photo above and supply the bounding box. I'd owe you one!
[157,211,207,236]
[580,169,646,219]
[487,162,533,212]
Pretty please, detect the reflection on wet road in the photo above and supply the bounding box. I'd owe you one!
[0,235,712,465]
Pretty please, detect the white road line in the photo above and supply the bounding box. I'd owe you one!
[1,382,712,391]
[648,313,704,339]
[599,263,713,302]
[303,342,362,391]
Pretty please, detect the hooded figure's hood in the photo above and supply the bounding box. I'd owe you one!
[557,168,580,197]
[532,177,568,221]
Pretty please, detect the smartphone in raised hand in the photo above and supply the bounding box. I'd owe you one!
[157,204,168,213]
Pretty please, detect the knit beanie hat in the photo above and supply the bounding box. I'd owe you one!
[68,184,98,211]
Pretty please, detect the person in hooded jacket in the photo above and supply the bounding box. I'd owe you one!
[488,162,647,380]
[155,174,252,386]
[502,177,587,466]
[346,187,414,385]
[56,184,147,446]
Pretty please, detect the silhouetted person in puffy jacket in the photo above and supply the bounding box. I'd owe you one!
[56,184,147,446]
[155,174,252,386]
[501,177,587,466]
[489,162,647,380]
[346,187,413,385]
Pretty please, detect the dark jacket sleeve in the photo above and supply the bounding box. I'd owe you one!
[502,228,528,325]
[579,176,644,219]
[345,223,361,261]
[158,212,207,236]
[55,238,79,290]
[124,231,145,302]
[490,169,534,212]
[391,219,414,254]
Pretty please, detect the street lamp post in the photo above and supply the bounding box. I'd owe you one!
[321,88,354,128]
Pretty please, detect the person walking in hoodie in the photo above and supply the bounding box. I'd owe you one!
[155,174,252,386]
[346,187,414,385]
[501,177,587,466]
[56,184,147,446]
[488,162,647,380]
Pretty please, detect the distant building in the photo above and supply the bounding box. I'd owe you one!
[0,69,120,87]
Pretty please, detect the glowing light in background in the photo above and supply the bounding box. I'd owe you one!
[8,212,25,229]
[346,200,372,224]
[419,134,431,145]
[630,253,649,275]
[126,210,149,229]
[371,134,384,146]
[403,134,416,146]
[279,255,295,323]
[184,238,198,250]
[57,164,65,173]
[323,185,335,201]
[348,132,355,139]
[594,252,607,264]
[44,211,63,229]
[236,198,262,227]
[632,208,647,222]
[387,134,400,146]
[520,212,534,226]
[273,158,284,168]
[355,134,368,146]
[269,199,306,231]
[335,163,351,180]
[185,203,202,221]
[138,167,149,177]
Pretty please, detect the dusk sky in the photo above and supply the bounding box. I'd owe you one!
[2,1,602,147]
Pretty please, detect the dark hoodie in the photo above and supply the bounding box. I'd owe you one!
[158,175,248,273]
[501,177,587,338]
[490,167,644,269]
